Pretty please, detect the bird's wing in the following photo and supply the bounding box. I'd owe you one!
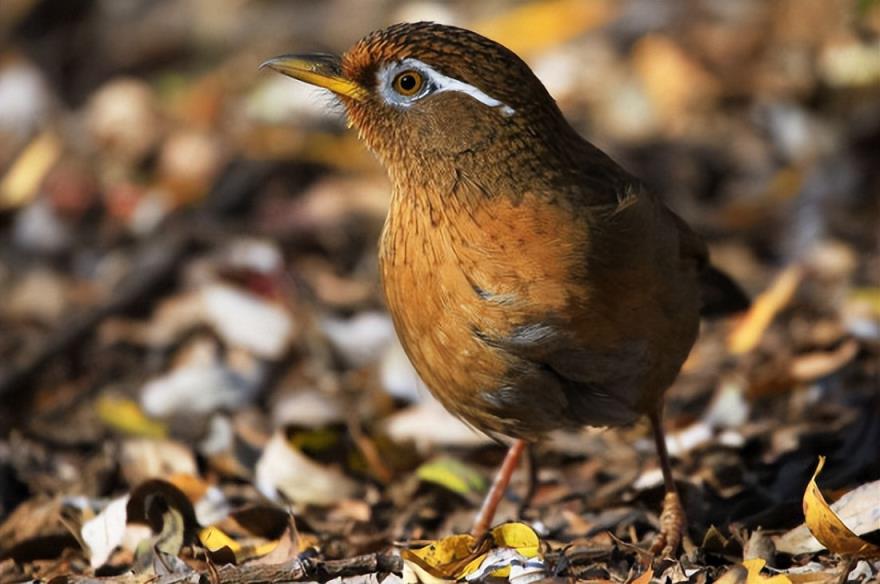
[666,206,750,316]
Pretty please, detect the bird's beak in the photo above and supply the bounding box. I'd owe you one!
[260,53,367,101]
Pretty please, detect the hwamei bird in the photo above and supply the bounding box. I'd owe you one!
[262,22,749,557]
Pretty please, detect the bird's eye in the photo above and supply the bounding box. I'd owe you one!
[392,70,424,96]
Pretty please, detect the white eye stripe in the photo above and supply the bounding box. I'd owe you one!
[377,58,515,116]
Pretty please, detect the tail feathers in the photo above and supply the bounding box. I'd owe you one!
[700,265,750,317]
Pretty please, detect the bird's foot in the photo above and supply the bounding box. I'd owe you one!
[649,491,685,559]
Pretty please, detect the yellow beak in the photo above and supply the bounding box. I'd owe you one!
[260,53,367,101]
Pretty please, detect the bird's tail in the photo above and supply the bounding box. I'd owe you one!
[700,265,750,317]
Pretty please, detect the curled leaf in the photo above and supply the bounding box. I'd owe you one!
[803,457,880,556]
[401,522,543,583]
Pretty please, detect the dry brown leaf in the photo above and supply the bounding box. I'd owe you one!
[788,339,860,382]
[255,431,358,505]
[250,521,299,565]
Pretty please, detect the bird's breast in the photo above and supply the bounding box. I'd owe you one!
[378,187,592,434]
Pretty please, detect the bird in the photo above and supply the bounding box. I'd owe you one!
[262,22,749,557]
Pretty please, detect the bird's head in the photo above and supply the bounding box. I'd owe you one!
[262,22,573,175]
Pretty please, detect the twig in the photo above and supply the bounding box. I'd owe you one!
[58,551,403,583]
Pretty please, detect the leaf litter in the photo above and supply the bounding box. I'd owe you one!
[0,0,879,583]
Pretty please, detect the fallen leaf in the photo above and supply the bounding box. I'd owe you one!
[788,339,860,382]
[401,522,542,583]
[119,440,198,487]
[384,400,493,451]
[201,283,296,360]
[776,476,880,554]
[402,534,478,584]
[0,131,61,210]
[728,265,803,354]
[255,431,358,506]
[492,522,540,558]
[126,480,199,543]
[463,547,546,582]
[474,0,615,57]
[199,525,239,553]
[743,559,792,583]
[802,457,880,556]
[132,500,187,575]
[151,501,186,557]
[140,337,264,417]
[416,457,487,502]
[96,395,167,439]
[321,311,395,367]
[251,517,300,564]
[80,496,129,569]
[85,78,161,167]
[714,564,747,584]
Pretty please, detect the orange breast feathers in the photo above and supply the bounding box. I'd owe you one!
[378,189,594,430]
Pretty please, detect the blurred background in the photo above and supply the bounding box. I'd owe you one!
[0,0,879,579]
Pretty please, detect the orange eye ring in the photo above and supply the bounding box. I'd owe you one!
[392,70,424,96]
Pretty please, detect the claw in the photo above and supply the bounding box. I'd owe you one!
[650,491,685,559]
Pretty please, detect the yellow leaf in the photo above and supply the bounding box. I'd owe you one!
[251,539,281,557]
[402,533,485,583]
[405,534,479,568]
[0,131,62,210]
[401,522,542,582]
[416,457,487,499]
[491,522,540,558]
[744,559,793,584]
[480,523,541,577]
[199,526,240,552]
[96,395,167,438]
[458,523,541,579]
[728,265,803,355]
[474,0,615,57]
[803,457,880,556]
[200,526,283,563]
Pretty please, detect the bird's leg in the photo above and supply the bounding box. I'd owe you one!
[517,443,538,519]
[648,405,686,558]
[470,439,527,540]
